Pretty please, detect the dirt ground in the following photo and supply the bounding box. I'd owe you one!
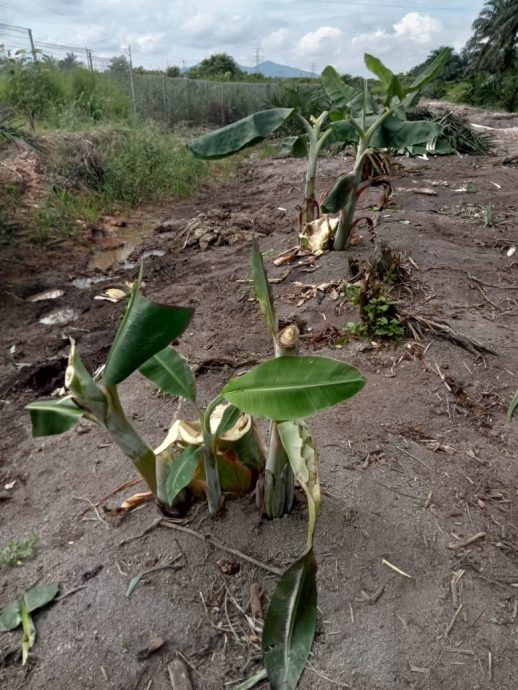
[1,104,518,690]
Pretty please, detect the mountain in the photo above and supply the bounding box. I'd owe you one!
[240,60,316,79]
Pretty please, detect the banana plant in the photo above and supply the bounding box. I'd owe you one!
[26,255,366,689]
[187,50,451,254]
[320,49,451,250]
[188,106,332,229]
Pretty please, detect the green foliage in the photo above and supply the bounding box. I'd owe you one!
[465,0,518,74]
[346,295,404,339]
[508,389,518,420]
[31,186,98,244]
[100,124,215,204]
[406,106,494,155]
[187,53,246,81]
[0,582,59,665]
[262,550,317,690]
[464,72,518,112]
[0,534,40,568]
[0,56,63,130]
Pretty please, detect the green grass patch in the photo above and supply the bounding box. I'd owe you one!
[0,534,40,568]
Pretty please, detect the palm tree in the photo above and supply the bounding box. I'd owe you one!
[465,0,518,73]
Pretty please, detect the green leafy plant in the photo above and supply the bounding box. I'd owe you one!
[345,294,405,339]
[188,50,451,252]
[0,583,59,664]
[27,253,365,688]
[0,534,40,568]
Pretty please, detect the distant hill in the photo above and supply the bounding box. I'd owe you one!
[240,61,316,79]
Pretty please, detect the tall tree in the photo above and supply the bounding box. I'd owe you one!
[465,0,518,73]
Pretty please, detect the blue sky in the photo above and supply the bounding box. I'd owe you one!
[1,0,482,74]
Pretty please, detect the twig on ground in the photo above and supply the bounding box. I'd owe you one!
[381,558,414,580]
[78,478,142,516]
[158,519,282,575]
[395,444,432,470]
[444,604,463,637]
[73,496,109,527]
[57,585,88,602]
[448,532,486,551]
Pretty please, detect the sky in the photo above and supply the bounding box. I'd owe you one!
[0,0,483,75]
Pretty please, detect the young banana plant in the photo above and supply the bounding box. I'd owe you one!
[188,49,452,255]
[320,49,451,250]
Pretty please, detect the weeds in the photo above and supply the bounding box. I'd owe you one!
[482,202,498,226]
[345,295,405,338]
[0,534,40,568]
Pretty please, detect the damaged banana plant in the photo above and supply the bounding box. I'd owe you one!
[26,265,266,515]
[320,49,450,250]
[26,255,366,689]
[188,50,451,255]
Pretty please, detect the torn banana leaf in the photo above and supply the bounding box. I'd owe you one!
[263,550,317,690]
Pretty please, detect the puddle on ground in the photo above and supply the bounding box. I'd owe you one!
[88,214,164,271]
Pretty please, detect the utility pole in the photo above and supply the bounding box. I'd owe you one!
[86,48,94,72]
[254,48,262,68]
[127,45,137,117]
[311,62,316,78]
[28,28,37,61]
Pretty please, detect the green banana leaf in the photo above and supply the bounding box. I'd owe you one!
[278,135,308,158]
[320,66,358,112]
[26,398,86,437]
[65,340,107,420]
[187,108,294,160]
[321,172,357,214]
[214,404,242,440]
[0,583,59,631]
[364,54,404,103]
[407,47,450,93]
[278,420,320,551]
[139,347,196,402]
[165,446,201,505]
[263,550,317,690]
[103,275,193,386]
[251,241,277,337]
[222,356,365,420]
[508,389,518,421]
[379,116,442,149]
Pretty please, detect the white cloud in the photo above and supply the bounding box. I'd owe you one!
[297,26,342,57]
[126,32,166,54]
[393,12,441,45]
[262,28,291,52]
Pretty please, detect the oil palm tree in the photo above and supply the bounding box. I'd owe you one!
[466,0,518,73]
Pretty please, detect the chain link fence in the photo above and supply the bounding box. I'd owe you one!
[0,22,289,126]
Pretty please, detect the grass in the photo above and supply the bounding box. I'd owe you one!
[0,533,40,568]
[1,122,239,244]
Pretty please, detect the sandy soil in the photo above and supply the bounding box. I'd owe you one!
[1,105,518,690]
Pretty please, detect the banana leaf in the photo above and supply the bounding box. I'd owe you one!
[508,389,518,420]
[103,272,193,386]
[188,108,294,160]
[263,550,317,690]
[26,398,86,437]
[139,347,196,402]
[222,356,365,420]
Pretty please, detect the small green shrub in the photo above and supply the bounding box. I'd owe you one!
[0,534,40,568]
[345,295,405,339]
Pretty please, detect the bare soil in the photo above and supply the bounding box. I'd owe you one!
[1,106,518,690]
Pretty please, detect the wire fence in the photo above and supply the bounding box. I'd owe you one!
[0,22,288,126]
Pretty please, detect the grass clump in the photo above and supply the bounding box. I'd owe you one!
[0,534,40,568]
